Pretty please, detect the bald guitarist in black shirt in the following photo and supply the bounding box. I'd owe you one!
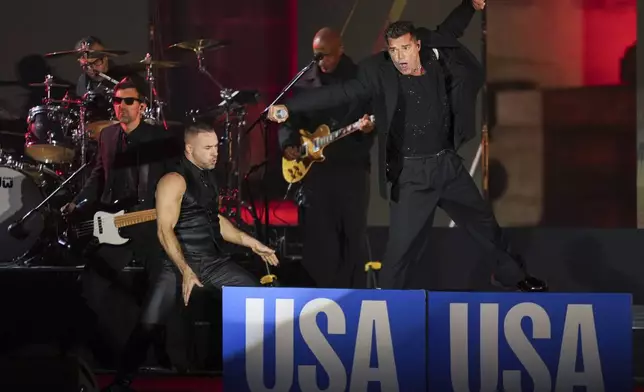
[279,27,375,289]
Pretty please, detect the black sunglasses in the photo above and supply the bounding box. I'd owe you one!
[113,97,141,105]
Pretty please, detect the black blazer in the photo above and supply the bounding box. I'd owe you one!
[285,0,483,184]
[74,122,180,209]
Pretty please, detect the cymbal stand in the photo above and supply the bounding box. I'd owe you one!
[43,75,54,101]
[193,49,240,220]
[142,53,169,130]
[79,104,87,173]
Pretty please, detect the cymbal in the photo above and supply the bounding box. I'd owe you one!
[0,130,23,137]
[168,39,231,53]
[144,118,184,127]
[45,97,83,106]
[29,82,70,88]
[45,48,128,58]
[112,60,181,73]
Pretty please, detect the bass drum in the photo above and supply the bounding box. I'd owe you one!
[0,162,61,264]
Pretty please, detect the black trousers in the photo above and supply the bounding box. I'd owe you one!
[114,255,259,384]
[379,151,526,289]
[300,167,370,288]
[80,242,153,367]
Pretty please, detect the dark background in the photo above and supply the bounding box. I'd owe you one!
[0,0,641,380]
[0,0,149,118]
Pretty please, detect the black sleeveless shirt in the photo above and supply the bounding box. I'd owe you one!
[172,157,224,262]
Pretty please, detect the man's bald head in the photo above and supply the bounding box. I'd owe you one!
[313,27,344,74]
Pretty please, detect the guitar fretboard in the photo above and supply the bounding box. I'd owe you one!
[114,209,157,228]
[316,115,375,148]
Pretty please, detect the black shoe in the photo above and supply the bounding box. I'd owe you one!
[491,275,548,292]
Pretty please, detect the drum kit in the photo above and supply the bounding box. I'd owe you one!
[0,38,261,267]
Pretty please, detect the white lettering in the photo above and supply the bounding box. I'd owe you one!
[555,304,604,392]
[245,298,294,392]
[449,303,471,392]
[503,303,551,392]
[480,303,500,392]
[450,303,500,392]
[299,298,347,392]
[350,300,399,392]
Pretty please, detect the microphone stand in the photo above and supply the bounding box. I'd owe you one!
[242,57,319,244]
[8,163,90,239]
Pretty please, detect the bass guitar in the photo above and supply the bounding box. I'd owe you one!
[64,203,157,246]
[281,115,375,184]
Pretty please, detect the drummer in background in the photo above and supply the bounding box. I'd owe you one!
[75,36,145,98]
[75,36,113,97]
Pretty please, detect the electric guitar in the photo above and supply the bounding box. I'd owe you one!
[64,206,157,246]
[281,115,375,184]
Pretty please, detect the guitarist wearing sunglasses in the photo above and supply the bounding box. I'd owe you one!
[278,27,375,289]
[60,78,181,391]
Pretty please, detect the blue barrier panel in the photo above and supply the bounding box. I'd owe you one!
[427,292,632,391]
[223,287,427,392]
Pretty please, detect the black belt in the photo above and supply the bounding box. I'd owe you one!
[403,149,453,159]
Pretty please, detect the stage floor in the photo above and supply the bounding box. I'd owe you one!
[96,374,223,392]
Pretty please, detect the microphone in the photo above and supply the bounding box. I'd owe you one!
[97,71,119,85]
[313,52,325,62]
[274,108,288,121]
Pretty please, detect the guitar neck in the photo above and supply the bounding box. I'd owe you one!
[316,115,375,149]
[113,209,157,228]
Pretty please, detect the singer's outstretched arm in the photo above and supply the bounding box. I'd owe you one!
[285,61,375,114]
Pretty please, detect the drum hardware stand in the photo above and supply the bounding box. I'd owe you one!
[191,48,243,223]
[77,96,91,179]
[43,75,54,101]
[142,53,169,129]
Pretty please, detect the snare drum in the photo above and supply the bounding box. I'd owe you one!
[25,105,76,164]
[83,92,117,139]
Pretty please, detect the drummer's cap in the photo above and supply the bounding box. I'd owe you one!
[75,36,104,58]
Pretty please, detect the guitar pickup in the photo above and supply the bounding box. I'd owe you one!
[97,217,104,235]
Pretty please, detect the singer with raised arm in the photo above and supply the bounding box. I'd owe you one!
[268,0,547,292]
[278,27,375,289]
